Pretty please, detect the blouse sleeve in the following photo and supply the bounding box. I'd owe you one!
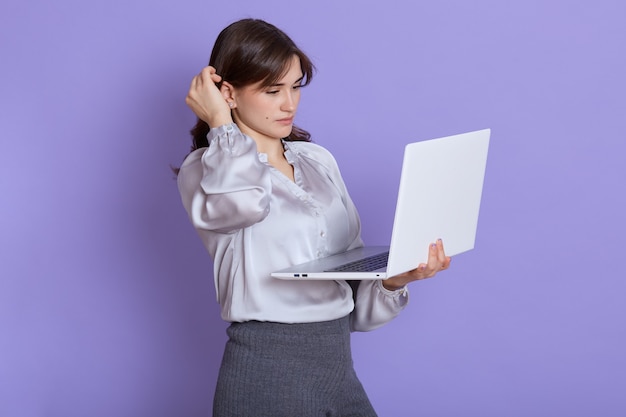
[177,124,272,234]
[349,280,409,332]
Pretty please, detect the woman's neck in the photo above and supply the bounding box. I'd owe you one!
[244,131,284,158]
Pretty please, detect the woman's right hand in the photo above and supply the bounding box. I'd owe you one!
[185,66,233,128]
[382,239,451,290]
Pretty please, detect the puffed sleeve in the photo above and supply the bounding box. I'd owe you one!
[177,124,272,234]
[349,280,409,332]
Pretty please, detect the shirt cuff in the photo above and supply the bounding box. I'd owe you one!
[206,123,237,141]
[376,280,408,297]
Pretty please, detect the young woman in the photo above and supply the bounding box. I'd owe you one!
[177,18,451,417]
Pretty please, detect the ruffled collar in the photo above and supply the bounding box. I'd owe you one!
[256,140,297,165]
[282,139,297,165]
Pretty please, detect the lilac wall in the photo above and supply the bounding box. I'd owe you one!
[1,0,625,416]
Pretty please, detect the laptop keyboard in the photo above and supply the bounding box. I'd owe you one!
[326,251,389,272]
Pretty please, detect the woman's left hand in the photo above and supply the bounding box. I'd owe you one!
[382,239,451,290]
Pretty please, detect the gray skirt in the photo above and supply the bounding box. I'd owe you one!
[213,315,378,417]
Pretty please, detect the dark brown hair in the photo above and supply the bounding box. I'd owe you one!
[188,19,315,152]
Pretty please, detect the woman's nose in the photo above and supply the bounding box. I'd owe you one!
[282,91,297,111]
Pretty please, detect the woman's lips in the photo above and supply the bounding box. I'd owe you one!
[276,117,294,125]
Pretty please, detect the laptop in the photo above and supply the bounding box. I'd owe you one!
[271,128,491,280]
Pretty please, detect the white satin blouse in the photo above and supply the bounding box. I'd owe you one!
[177,123,408,331]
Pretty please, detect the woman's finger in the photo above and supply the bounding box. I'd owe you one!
[426,243,441,273]
[436,239,447,264]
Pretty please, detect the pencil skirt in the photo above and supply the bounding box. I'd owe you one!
[212,315,378,417]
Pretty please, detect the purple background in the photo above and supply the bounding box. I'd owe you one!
[1,1,625,416]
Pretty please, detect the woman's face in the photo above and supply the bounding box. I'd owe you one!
[231,55,303,146]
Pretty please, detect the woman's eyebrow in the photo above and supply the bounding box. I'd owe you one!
[269,75,304,87]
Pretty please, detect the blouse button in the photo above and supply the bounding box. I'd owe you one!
[320,231,326,238]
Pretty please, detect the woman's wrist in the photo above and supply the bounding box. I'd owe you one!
[382,277,407,291]
[208,115,234,129]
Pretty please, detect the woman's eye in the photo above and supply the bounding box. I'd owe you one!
[266,90,279,95]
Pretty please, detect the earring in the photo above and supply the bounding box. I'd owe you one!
[228,102,234,108]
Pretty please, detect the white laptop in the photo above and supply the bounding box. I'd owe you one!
[272,128,491,280]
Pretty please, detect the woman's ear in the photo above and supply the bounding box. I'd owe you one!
[220,81,235,104]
